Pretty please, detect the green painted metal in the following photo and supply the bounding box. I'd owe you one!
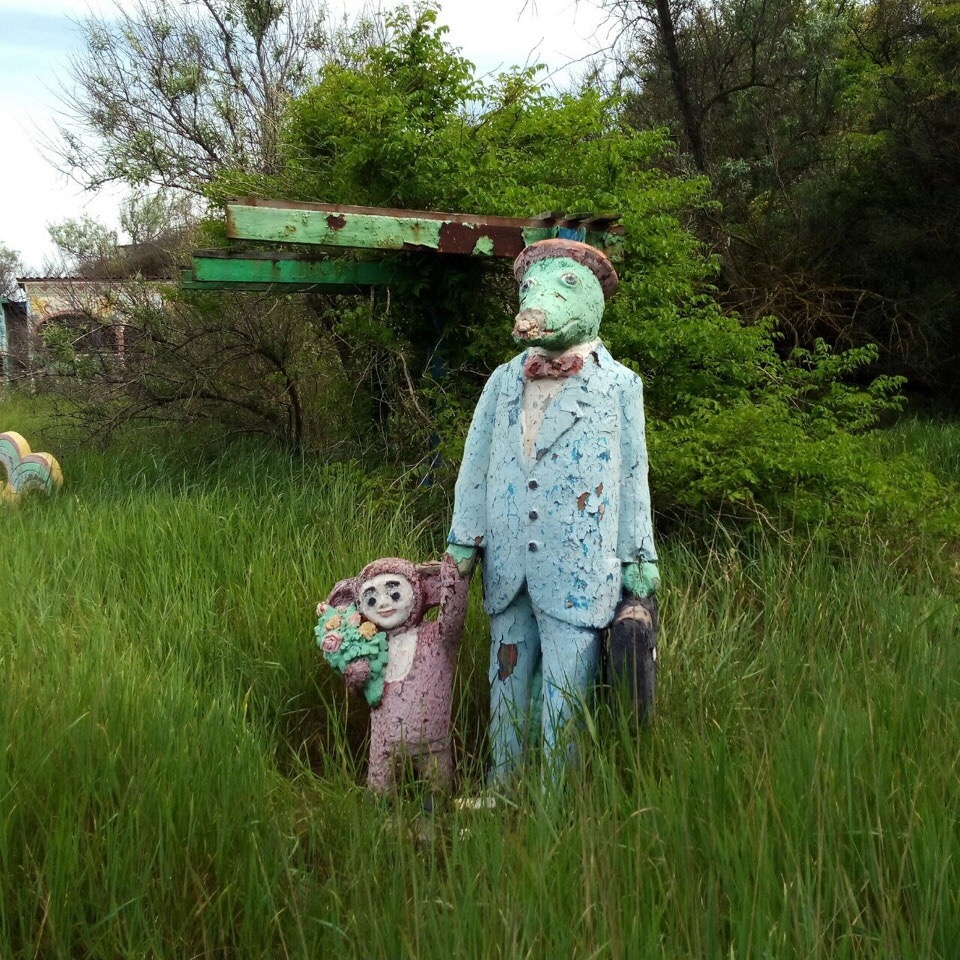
[472,236,495,256]
[182,272,380,295]
[190,253,398,287]
[227,203,443,251]
[225,198,624,260]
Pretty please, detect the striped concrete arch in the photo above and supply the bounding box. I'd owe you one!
[38,310,121,352]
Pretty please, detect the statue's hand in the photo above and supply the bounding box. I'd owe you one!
[445,543,478,578]
[622,561,661,599]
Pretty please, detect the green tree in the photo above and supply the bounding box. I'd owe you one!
[608,0,860,320]
[47,192,194,279]
[47,216,119,276]
[209,4,948,535]
[0,243,23,300]
[607,0,960,398]
[43,1,954,534]
[51,0,357,195]
[805,0,960,391]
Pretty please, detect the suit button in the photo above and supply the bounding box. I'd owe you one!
[528,541,538,552]
[529,510,538,520]
[528,479,538,490]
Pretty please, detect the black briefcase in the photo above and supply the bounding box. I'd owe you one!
[606,595,658,723]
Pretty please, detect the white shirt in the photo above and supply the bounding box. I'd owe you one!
[385,627,418,683]
[521,339,601,461]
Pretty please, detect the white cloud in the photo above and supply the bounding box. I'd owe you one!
[439,0,610,76]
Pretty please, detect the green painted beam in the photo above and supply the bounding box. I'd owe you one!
[181,271,384,295]
[190,253,399,287]
[224,198,624,260]
[182,280,371,294]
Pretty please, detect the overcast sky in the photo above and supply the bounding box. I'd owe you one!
[0,0,612,272]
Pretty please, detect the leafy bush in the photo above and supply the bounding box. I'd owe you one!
[21,1,936,539]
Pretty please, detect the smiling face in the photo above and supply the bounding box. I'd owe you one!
[512,257,605,351]
[358,572,416,630]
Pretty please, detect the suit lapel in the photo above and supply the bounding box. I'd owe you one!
[531,345,609,461]
[533,388,586,461]
[504,355,526,463]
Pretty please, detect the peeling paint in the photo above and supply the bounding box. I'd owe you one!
[497,643,519,680]
[319,556,468,794]
[473,236,494,255]
[520,227,543,248]
[225,200,626,259]
[232,205,445,250]
[0,432,63,502]
[447,240,660,783]
[511,258,605,351]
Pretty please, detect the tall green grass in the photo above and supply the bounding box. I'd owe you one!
[880,413,960,484]
[1,395,958,958]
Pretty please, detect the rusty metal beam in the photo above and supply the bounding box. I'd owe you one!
[224,198,624,260]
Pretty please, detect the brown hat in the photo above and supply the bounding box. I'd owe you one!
[513,239,619,300]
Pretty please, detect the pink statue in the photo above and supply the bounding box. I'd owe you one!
[319,555,469,795]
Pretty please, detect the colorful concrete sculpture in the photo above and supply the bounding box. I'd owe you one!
[317,555,469,794]
[0,432,64,503]
[445,238,660,787]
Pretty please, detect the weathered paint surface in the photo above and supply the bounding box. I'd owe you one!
[512,257,606,351]
[7,280,129,373]
[17,279,122,329]
[445,239,660,785]
[181,274,376,294]
[0,431,64,502]
[447,342,655,621]
[316,602,389,707]
[228,204,444,251]
[225,198,625,259]
[184,253,400,292]
[318,555,468,795]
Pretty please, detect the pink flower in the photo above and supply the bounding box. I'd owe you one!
[322,632,343,653]
[316,602,329,616]
[344,659,371,689]
[347,612,362,627]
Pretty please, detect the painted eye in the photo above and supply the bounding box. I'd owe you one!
[561,273,579,286]
[520,279,537,294]
[390,591,401,602]
[366,596,377,607]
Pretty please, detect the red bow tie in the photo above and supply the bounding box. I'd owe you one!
[524,353,585,380]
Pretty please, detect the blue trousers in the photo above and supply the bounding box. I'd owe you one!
[488,589,601,788]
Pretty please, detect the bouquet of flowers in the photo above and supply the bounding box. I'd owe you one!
[315,602,389,707]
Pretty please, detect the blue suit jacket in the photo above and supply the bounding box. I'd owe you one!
[448,343,656,628]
